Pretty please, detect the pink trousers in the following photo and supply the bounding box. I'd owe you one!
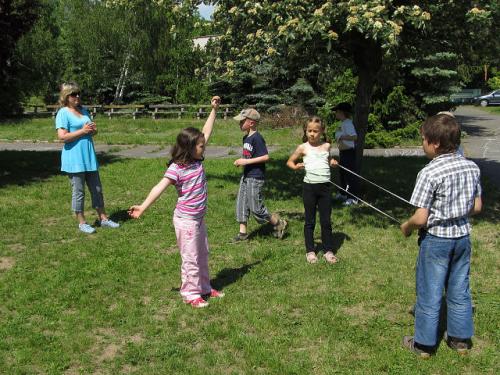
[173,215,211,301]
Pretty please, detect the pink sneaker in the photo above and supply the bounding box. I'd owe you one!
[185,297,209,308]
[209,289,225,298]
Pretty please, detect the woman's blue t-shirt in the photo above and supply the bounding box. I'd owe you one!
[55,107,99,173]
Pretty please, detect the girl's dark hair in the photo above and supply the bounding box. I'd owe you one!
[302,116,329,143]
[420,114,461,154]
[169,127,204,166]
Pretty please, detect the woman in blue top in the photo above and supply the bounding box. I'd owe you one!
[55,82,119,234]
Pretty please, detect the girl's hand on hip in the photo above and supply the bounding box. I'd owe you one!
[295,162,305,170]
[128,205,144,219]
[330,159,339,167]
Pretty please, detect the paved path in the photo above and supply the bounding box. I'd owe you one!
[1,106,498,185]
[455,106,500,187]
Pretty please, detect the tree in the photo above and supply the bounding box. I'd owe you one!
[0,0,42,116]
[211,1,498,167]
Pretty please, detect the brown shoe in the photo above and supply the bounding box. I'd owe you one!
[273,218,287,239]
[402,336,431,359]
[444,332,471,355]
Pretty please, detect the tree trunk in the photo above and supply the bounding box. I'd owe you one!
[350,34,383,172]
[114,53,131,103]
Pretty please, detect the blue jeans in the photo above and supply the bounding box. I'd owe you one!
[414,232,474,346]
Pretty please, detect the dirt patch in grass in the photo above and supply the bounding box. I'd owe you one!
[341,303,378,324]
[0,257,15,270]
[7,243,25,252]
[97,343,120,362]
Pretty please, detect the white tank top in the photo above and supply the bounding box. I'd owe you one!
[303,143,331,184]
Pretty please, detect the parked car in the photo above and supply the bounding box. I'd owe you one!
[473,89,500,107]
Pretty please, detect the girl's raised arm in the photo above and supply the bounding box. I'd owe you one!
[202,96,221,144]
[286,145,305,170]
[128,177,173,219]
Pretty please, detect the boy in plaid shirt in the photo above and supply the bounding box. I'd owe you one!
[400,114,482,358]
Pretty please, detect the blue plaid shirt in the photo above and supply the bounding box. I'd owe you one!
[410,152,481,238]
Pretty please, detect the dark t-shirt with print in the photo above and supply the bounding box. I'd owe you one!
[242,131,268,179]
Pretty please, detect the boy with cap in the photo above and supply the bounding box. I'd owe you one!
[400,114,482,358]
[232,108,287,241]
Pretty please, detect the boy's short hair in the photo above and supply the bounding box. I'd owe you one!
[233,108,260,122]
[421,114,461,154]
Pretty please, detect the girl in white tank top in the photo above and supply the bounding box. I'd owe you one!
[287,117,339,264]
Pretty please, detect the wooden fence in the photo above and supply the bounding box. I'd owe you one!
[22,104,237,120]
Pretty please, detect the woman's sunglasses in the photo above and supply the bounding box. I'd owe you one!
[69,92,80,97]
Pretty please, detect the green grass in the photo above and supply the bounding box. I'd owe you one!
[481,106,500,115]
[0,116,303,147]
[1,151,498,374]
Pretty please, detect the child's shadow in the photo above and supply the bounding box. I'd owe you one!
[109,209,133,224]
[170,259,266,292]
[211,259,265,290]
[314,232,349,255]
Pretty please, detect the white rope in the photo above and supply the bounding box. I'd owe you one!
[336,164,412,206]
[327,179,402,224]
[304,170,403,224]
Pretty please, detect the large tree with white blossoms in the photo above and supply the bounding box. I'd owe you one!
[210,0,498,164]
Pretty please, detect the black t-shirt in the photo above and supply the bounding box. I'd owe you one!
[242,132,268,179]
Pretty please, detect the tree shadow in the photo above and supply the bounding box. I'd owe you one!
[456,114,496,137]
[0,150,121,188]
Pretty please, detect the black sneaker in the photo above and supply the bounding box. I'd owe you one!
[402,336,432,359]
[444,332,471,355]
[232,233,249,242]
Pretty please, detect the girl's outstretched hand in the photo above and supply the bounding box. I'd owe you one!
[211,96,221,110]
[128,205,144,219]
[294,162,305,170]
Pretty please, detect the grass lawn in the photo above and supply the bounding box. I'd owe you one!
[0,116,304,148]
[481,106,500,115]
[0,151,498,374]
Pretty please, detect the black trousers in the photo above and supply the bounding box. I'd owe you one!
[303,182,334,252]
[339,148,359,196]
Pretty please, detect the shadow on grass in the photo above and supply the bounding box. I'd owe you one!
[0,150,121,188]
[210,259,266,291]
[108,209,133,224]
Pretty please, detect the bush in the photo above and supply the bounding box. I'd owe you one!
[364,131,400,149]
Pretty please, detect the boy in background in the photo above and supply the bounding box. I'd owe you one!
[400,114,482,358]
[233,108,287,242]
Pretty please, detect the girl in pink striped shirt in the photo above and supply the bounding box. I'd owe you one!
[128,97,223,308]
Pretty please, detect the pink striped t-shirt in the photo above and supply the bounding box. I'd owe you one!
[165,161,207,219]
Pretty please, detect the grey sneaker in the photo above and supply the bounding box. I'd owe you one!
[79,223,96,234]
[273,218,287,239]
[402,336,431,359]
[233,233,249,242]
[100,219,120,228]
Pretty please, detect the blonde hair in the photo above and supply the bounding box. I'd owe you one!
[58,82,81,108]
[302,116,329,143]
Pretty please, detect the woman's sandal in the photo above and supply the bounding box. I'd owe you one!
[323,251,338,264]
